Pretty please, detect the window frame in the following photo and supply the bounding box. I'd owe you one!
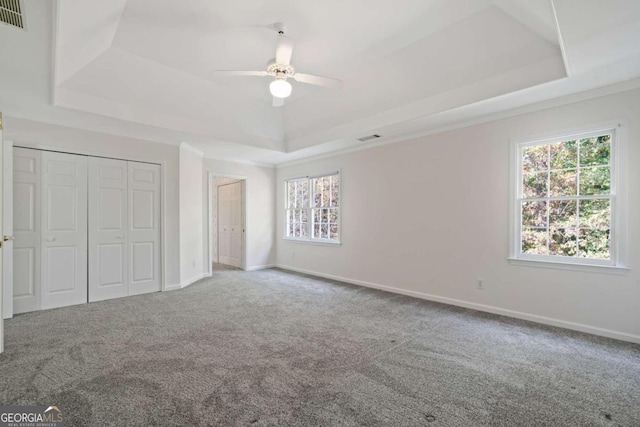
[509,122,628,274]
[283,177,310,242]
[284,171,341,245]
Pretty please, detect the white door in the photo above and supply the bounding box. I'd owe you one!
[2,139,13,318]
[218,184,230,265]
[88,157,128,302]
[128,162,161,296]
[0,124,3,352]
[218,181,242,268]
[41,151,88,310]
[12,147,41,314]
[229,181,242,268]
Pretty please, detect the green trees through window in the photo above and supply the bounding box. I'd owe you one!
[285,178,309,239]
[311,174,340,240]
[520,134,612,260]
[285,173,340,242]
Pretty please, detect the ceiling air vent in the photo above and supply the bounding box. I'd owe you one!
[357,134,381,142]
[0,0,25,29]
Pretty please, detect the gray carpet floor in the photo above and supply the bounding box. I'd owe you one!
[1,268,639,426]
[213,262,242,271]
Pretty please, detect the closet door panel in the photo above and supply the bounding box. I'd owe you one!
[218,182,242,268]
[41,151,88,310]
[132,242,154,282]
[229,182,242,268]
[218,185,230,265]
[128,162,161,295]
[13,148,41,314]
[88,157,128,302]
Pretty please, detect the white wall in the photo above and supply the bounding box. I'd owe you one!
[276,88,640,343]
[179,144,204,284]
[3,119,276,290]
[203,159,276,271]
[4,117,182,288]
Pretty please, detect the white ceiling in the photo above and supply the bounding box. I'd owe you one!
[1,0,640,165]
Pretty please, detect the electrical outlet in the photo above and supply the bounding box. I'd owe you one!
[476,279,484,290]
[192,260,196,268]
[291,250,295,259]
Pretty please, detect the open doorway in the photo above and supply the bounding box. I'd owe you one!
[207,174,246,273]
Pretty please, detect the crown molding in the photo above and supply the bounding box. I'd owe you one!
[179,142,204,157]
[276,77,640,168]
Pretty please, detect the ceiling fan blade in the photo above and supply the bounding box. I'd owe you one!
[210,70,268,77]
[293,73,342,88]
[272,96,285,107]
[275,35,294,66]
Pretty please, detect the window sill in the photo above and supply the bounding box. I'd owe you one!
[507,257,629,275]
[283,238,341,246]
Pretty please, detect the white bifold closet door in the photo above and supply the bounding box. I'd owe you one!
[13,148,41,313]
[128,162,161,296]
[12,149,162,312]
[40,151,88,310]
[218,181,242,268]
[88,160,161,301]
[88,158,128,302]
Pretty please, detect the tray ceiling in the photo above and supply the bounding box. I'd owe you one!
[1,1,640,164]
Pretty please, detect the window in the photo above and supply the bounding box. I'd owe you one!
[285,172,340,243]
[512,126,626,269]
[285,177,309,239]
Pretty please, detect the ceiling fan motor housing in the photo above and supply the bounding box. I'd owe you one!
[267,62,295,78]
[273,22,287,35]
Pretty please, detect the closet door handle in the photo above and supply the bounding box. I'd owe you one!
[45,237,56,242]
[115,235,124,240]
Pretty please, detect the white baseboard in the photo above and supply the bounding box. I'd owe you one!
[179,273,211,289]
[245,264,275,271]
[275,264,640,344]
[164,284,182,292]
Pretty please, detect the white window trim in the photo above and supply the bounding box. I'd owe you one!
[508,121,629,274]
[284,171,342,245]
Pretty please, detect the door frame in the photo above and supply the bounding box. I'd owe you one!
[9,142,168,294]
[0,121,4,352]
[1,139,11,320]
[206,172,247,273]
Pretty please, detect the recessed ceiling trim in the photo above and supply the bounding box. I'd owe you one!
[550,0,571,76]
[276,77,640,169]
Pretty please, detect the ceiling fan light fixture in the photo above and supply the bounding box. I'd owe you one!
[270,79,292,98]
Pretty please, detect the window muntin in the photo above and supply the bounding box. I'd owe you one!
[517,131,615,265]
[285,173,340,243]
[285,178,309,239]
[311,174,340,241]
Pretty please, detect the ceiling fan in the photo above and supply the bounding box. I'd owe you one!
[211,23,342,107]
